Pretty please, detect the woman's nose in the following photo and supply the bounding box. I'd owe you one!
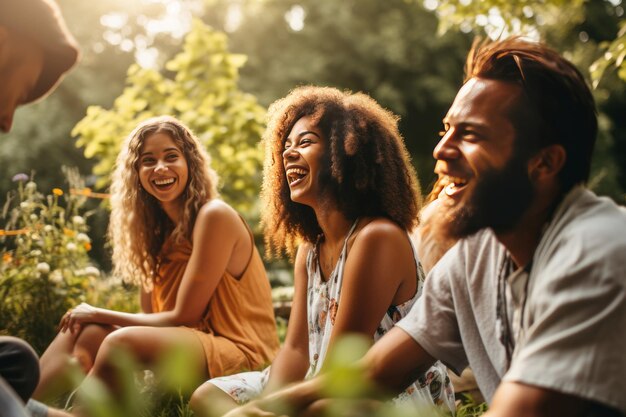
[154,160,168,172]
[283,145,298,160]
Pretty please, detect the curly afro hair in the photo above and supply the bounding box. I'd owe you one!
[261,86,422,258]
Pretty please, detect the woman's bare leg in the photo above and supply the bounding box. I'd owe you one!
[33,324,115,401]
[86,326,208,398]
[189,381,238,417]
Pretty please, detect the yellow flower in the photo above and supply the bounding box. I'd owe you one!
[53,188,64,196]
[84,242,92,251]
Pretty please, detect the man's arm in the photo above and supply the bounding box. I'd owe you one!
[486,381,616,417]
[362,327,437,395]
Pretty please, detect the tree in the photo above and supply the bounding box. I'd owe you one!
[201,0,473,189]
[73,20,266,216]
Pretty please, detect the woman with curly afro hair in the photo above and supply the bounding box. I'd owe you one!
[190,87,454,416]
[34,116,279,401]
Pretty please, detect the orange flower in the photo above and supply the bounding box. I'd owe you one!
[84,242,92,251]
[53,188,64,196]
[2,253,12,264]
[63,228,75,237]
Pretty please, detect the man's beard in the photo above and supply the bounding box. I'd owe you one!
[431,153,535,241]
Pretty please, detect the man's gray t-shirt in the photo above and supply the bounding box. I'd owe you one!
[397,187,626,413]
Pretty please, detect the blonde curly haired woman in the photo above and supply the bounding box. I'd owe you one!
[33,116,279,401]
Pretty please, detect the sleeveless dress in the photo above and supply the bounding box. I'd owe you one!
[152,221,280,378]
[208,221,455,413]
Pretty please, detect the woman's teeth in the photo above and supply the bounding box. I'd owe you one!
[286,168,308,185]
[154,178,175,186]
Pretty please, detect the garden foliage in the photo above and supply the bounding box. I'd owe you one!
[73,20,266,216]
[0,169,101,353]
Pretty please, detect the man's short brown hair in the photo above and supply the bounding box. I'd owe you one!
[465,37,597,192]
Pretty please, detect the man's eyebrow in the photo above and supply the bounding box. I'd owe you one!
[441,119,489,130]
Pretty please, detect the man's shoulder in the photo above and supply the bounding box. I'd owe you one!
[551,188,626,251]
[433,229,504,283]
[536,188,626,281]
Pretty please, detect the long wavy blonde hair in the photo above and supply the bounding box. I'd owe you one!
[108,116,219,289]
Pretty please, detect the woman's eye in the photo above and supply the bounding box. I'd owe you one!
[166,154,178,161]
[141,158,155,165]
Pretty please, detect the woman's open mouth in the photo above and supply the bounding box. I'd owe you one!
[286,168,308,187]
[152,177,176,191]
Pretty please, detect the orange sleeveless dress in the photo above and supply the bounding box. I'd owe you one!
[151,230,279,378]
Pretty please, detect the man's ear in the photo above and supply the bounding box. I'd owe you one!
[528,144,566,182]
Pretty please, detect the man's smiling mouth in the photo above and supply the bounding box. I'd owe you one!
[443,175,468,196]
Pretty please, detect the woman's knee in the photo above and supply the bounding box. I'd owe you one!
[190,382,237,416]
[71,324,114,372]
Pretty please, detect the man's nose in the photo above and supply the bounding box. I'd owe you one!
[433,130,459,161]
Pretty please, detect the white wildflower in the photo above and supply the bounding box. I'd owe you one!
[36,262,50,274]
[84,266,100,277]
[30,214,37,221]
[30,249,42,257]
[72,216,85,226]
[49,270,63,284]
[25,182,37,192]
[66,242,77,251]
[20,202,29,209]
[76,233,90,243]
[44,225,54,232]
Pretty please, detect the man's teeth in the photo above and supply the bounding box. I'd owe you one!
[443,175,467,196]
[444,175,467,186]
[154,178,175,186]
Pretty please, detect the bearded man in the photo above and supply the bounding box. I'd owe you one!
[223,37,626,417]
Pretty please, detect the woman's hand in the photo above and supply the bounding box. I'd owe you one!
[59,302,101,333]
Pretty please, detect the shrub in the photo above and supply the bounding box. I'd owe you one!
[0,168,102,353]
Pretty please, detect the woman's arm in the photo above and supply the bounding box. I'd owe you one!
[323,219,415,356]
[140,287,153,314]
[263,244,311,393]
[60,200,247,331]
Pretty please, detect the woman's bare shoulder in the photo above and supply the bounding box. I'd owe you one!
[195,199,241,224]
[192,199,247,241]
[356,217,407,244]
